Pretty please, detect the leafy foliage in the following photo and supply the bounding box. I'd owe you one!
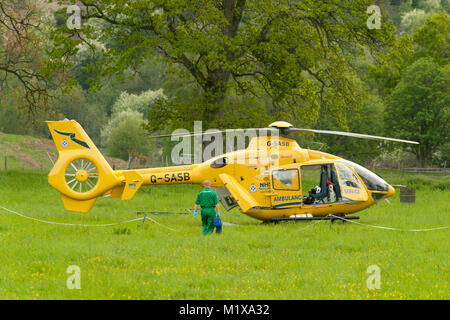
[50,0,396,130]
[100,88,163,160]
[316,94,386,164]
[112,89,165,118]
[367,12,449,167]
[413,13,450,66]
[1,1,449,169]
[104,111,153,160]
[385,58,449,167]
[0,0,55,115]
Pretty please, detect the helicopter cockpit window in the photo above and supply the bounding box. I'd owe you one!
[336,160,389,192]
[336,164,363,189]
[210,157,229,169]
[272,169,299,191]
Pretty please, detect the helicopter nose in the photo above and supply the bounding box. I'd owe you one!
[386,185,395,198]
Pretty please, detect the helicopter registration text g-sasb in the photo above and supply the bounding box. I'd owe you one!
[150,172,190,184]
[267,141,289,147]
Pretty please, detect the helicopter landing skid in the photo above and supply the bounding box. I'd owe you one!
[266,215,360,224]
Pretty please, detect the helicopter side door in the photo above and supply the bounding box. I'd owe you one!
[334,162,368,202]
[270,167,302,208]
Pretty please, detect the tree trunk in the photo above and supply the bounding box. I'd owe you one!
[418,145,429,168]
[204,69,232,122]
[202,0,245,123]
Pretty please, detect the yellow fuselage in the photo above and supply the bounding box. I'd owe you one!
[112,136,393,220]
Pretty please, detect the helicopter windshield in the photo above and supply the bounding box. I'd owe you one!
[335,160,389,192]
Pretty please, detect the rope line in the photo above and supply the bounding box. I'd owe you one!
[290,219,323,232]
[1,204,446,233]
[0,205,142,227]
[0,206,178,232]
[145,216,179,232]
[329,214,450,232]
[0,205,176,231]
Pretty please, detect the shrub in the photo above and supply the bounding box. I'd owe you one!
[111,89,165,117]
[431,177,450,191]
[105,114,153,161]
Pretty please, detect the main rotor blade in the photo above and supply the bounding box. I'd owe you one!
[287,128,419,144]
[146,125,419,144]
[146,128,279,139]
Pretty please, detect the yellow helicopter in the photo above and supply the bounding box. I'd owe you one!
[46,120,418,221]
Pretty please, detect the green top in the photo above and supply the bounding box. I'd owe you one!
[195,187,219,208]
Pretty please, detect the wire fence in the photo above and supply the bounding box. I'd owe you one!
[402,167,450,174]
[1,154,52,173]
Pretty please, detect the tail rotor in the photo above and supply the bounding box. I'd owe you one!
[64,158,99,194]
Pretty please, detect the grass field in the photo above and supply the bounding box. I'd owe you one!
[0,170,449,300]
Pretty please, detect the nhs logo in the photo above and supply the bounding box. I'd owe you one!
[259,182,271,190]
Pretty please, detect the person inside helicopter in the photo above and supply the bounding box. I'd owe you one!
[303,165,342,205]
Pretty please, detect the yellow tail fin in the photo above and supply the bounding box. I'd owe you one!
[47,120,120,213]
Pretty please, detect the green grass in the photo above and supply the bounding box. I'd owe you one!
[0,133,56,172]
[0,170,449,299]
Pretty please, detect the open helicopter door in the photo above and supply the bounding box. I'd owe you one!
[212,187,239,211]
[334,162,369,203]
[269,166,302,208]
[300,163,337,206]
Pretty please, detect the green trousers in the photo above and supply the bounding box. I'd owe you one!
[201,208,216,235]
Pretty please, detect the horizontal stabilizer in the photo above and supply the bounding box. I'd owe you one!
[121,171,144,200]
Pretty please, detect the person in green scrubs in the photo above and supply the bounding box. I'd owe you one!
[193,180,220,235]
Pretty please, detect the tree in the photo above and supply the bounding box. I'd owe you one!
[413,12,450,66]
[57,85,108,143]
[385,58,449,167]
[111,88,165,118]
[101,88,165,145]
[0,0,54,115]
[104,110,153,160]
[101,89,161,159]
[369,12,449,96]
[316,94,386,165]
[0,86,51,136]
[50,0,396,130]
